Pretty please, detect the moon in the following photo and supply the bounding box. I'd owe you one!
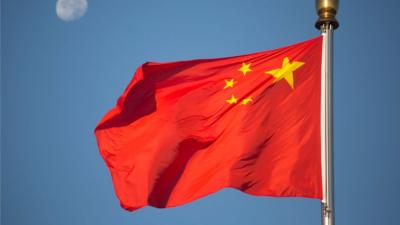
[56,0,88,22]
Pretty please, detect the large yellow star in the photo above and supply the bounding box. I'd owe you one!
[265,57,304,89]
[224,78,236,89]
[238,62,252,76]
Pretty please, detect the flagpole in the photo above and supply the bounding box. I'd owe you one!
[315,1,339,225]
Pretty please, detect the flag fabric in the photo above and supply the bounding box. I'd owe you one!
[95,36,323,211]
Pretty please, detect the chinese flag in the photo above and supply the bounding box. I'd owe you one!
[95,36,323,211]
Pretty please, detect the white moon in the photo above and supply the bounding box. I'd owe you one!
[56,0,88,22]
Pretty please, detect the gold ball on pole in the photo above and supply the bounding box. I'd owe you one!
[315,0,339,29]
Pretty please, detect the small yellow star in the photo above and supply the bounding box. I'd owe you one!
[238,62,252,76]
[241,97,253,105]
[224,78,236,89]
[226,95,238,104]
[265,57,304,89]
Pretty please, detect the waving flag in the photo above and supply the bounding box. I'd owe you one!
[95,36,323,211]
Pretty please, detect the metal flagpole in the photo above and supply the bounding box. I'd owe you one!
[315,1,339,225]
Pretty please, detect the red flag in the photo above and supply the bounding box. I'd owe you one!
[95,37,323,211]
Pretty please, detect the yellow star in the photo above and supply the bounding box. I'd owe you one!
[265,57,304,89]
[226,94,238,104]
[238,62,252,76]
[224,78,236,89]
[241,97,253,105]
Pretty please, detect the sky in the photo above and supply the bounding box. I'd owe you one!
[2,0,400,225]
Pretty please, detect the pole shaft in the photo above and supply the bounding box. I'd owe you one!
[321,23,334,225]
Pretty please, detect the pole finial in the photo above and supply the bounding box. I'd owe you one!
[315,0,339,30]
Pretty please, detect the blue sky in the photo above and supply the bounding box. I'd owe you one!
[2,0,400,225]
